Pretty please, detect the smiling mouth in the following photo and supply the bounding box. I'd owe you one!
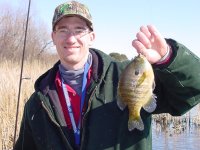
[64,46,79,49]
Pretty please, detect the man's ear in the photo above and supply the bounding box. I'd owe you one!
[51,32,56,45]
[88,32,95,46]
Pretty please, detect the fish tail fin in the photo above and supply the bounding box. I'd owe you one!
[143,93,157,113]
[128,117,144,131]
[117,98,126,110]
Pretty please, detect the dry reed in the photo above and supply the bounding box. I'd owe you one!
[152,104,200,136]
[0,58,55,150]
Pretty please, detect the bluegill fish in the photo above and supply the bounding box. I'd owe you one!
[117,54,157,131]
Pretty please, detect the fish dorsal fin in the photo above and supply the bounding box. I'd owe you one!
[143,94,157,113]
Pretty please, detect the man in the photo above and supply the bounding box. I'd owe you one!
[14,1,200,150]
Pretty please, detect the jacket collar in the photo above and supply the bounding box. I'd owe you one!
[34,48,113,95]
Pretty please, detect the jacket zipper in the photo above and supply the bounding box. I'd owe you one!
[80,85,98,150]
[41,101,74,150]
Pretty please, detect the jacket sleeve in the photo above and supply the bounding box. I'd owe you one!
[153,39,200,116]
[13,103,37,150]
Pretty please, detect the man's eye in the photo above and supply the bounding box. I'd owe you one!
[59,29,68,33]
[74,29,83,34]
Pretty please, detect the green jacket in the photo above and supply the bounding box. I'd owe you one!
[14,39,200,150]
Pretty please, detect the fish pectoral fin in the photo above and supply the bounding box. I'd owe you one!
[143,94,157,113]
[136,72,146,87]
[117,98,126,111]
[128,117,144,131]
[152,81,156,90]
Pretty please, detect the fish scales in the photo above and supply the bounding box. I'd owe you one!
[117,54,157,131]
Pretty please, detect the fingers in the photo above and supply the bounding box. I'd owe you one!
[132,39,147,55]
[132,25,168,63]
[147,25,162,42]
[147,25,168,56]
[133,25,165,50]
[135,25,157,49]
[136,32,151,49]
[140,26,151,39]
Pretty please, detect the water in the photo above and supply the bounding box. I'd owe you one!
[153,127,200,150]
[152,105,200,150]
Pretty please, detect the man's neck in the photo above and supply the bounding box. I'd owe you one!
[61,54,89,70]
[61,62,85,70]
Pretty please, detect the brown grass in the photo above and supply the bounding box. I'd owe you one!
[0,58,55,150]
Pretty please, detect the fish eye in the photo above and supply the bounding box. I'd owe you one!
[135,69,140,75]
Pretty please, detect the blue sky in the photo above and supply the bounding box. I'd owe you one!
[1,0,200,58]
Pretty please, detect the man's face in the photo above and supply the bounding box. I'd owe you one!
[52,16,95,70]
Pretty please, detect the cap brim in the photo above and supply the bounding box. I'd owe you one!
[53,14,93,30]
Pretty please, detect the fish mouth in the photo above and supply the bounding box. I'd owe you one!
[138,53,145,57]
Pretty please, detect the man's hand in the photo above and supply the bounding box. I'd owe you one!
[132,25,168,64]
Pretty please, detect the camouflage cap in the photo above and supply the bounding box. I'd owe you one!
[52,1,93,31]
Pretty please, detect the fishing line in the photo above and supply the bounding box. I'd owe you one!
[13,0,31,148]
